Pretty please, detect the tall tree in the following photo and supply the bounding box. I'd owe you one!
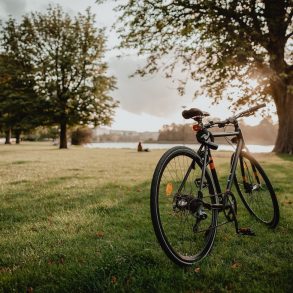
[0,18,51,144]
[3,6,118,148]
[0,53,39,144]
[103,0,293,153]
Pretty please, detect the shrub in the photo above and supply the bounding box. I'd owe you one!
[71,127,93,145]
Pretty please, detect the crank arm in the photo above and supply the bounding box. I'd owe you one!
[202,202,225,211]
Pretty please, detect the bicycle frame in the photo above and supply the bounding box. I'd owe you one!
[194,123,247,232]
[197,125,244,197]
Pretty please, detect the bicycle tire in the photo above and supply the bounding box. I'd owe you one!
[150,146,218,266]
[233,151,279,228]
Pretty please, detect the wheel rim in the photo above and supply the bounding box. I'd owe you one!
[236,155,275,224]
[156,152,216,261]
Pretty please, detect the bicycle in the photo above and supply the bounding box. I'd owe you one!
[150,103,279,266]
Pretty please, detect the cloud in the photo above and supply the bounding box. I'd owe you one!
[0,0,27,19]
[108,56,199,119]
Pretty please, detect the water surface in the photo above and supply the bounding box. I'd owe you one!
[85,142,274,153]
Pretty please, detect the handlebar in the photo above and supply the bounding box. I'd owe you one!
[204,103,266,128]
[195,104,265,150]
[234,103,266,119]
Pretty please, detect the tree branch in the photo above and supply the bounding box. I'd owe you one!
[212,4,266,46]
[285,30,293,40]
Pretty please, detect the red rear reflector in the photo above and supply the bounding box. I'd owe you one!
[192,124,202,132]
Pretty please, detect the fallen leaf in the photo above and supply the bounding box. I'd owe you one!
[231,261,241,269]
[194,267,201,273]
[111,276,117,284]
[96,231,104,238]
[0,267,11,273]
[282,200,292,205]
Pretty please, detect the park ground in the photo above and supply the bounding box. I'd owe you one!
[0,142,292,292]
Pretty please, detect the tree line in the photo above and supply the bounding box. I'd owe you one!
[158,118,278,145]
[0,5,118,148]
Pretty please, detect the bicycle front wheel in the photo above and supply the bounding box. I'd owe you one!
[150,146,218,266]
[234,151,279,228]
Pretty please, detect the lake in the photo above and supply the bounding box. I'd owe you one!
[85,142,274,153]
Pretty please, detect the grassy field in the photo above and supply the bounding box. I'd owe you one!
[0,142,292,292]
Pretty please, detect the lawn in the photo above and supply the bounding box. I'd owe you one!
[0,142,292,292]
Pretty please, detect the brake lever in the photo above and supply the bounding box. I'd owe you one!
[203,121,214,128]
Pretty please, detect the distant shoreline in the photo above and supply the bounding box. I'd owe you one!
[98,140,275,146]
[86,142,274,153]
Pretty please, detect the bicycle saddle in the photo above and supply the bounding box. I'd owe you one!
[182,108,210,119]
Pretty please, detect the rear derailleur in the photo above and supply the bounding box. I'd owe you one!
[172,194,208,232]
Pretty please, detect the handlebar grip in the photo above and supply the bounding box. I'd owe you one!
[237,103,266,118]
[248,103,266,113]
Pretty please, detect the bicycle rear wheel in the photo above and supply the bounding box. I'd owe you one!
[233,151,279,228]
[150,146,218,266]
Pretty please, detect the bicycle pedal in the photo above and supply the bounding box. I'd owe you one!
[238,227,256,236]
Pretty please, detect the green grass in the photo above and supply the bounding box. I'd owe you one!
[0,142,292,292]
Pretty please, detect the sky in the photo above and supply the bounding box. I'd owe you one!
[0,0,277,132]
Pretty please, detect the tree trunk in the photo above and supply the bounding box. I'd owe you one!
[5,128,11,144]
[273,87,293,154]
[59,120,68,149]
[15,130,21,144]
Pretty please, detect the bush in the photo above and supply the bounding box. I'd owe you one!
[22,126,59,141]
[71,127,93,145]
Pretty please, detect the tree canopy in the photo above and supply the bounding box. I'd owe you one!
[1,5,118,148]
[102,0,293,153]
[0,52,40,144]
